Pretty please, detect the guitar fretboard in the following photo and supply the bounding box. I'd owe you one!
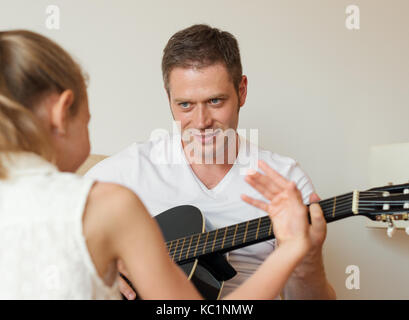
[167,192,355,264]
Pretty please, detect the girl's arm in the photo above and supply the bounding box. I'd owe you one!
[84,166,313,300]
[84,182,202,300]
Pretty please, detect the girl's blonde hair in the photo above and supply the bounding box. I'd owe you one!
[0,30,87,179]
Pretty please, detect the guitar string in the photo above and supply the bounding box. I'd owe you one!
[170,199,409,260]
[168,194,409,259]
[168,196,356,256]
[171,203,396,262]
[172,211,354,262]
[172,223,275,261]
[168,200,366,258]
[170,204,359,261]
[165,195,351,248]
[359,200,409,203]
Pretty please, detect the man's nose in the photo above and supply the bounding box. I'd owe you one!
[192,104,212,129]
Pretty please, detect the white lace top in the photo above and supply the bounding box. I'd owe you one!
[0,153,121,299]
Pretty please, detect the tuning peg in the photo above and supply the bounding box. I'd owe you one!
[388,182,394,186]
[406,227,409,236]
[404,189,409,194]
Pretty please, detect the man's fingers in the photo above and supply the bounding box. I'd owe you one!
[309,203,326,233]
[118,274,136,300]
[309,192,321,203]
[308,193,325,230]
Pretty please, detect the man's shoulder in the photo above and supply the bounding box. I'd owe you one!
[108,134,176,163]
[258,148,297,168]
[252,144,298,176]
[249,144,314,202]
[84,139,158,179]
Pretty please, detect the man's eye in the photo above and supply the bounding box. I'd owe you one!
[209,98,221,105]
[179,102,190,108]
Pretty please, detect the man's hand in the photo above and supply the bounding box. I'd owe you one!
[283,192,335,299]
[117,259,137,300]
[296,192,327,271]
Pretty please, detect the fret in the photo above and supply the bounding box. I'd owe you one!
[202,231,210,254]
[255,218,261,239]
[332,196,337,218]
[242,221,250,243]
[221,226,228,249]
[178,237,186,261]
[259,217,272,239]
[185,234,194,259]
[247,219,261,243]
[172,239,180,261]
[223,224,237,250]
[193,233,201,257]
[167,240,174,255]
[211,229,219,252]
[234,222,248,246]
[232,224,239,246]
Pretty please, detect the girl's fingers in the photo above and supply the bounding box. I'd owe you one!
[241,194,271,213]
[117,259,130,277]
[245,176,275,200]
[245,172,279,200]
[258,160,288,188]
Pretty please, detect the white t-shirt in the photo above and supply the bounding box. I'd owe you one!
[86,133,314,298]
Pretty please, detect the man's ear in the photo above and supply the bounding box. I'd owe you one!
[238,75,248,108]
[50,90,75,136]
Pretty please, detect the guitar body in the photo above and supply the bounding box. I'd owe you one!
[154,205,236,300]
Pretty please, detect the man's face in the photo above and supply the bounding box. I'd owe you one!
[167,63,247,163]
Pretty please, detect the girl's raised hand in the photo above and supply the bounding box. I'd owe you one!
[241,160,311,248]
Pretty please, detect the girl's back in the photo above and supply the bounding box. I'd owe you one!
[0,152,120,299]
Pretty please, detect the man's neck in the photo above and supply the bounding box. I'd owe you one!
[182,135,240,190]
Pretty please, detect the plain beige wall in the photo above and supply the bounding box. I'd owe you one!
[1,0,408,299]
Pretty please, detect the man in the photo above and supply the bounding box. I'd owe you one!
[86,24,336,299]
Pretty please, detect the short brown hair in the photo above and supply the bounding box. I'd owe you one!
[162,24,243,94]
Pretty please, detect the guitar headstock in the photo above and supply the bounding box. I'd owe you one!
[358,185,409,237]
[367,182,409,195]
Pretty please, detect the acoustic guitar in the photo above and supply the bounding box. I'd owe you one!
[123,182,409,299]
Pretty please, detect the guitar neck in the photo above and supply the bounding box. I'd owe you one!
[168,192,356,264]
